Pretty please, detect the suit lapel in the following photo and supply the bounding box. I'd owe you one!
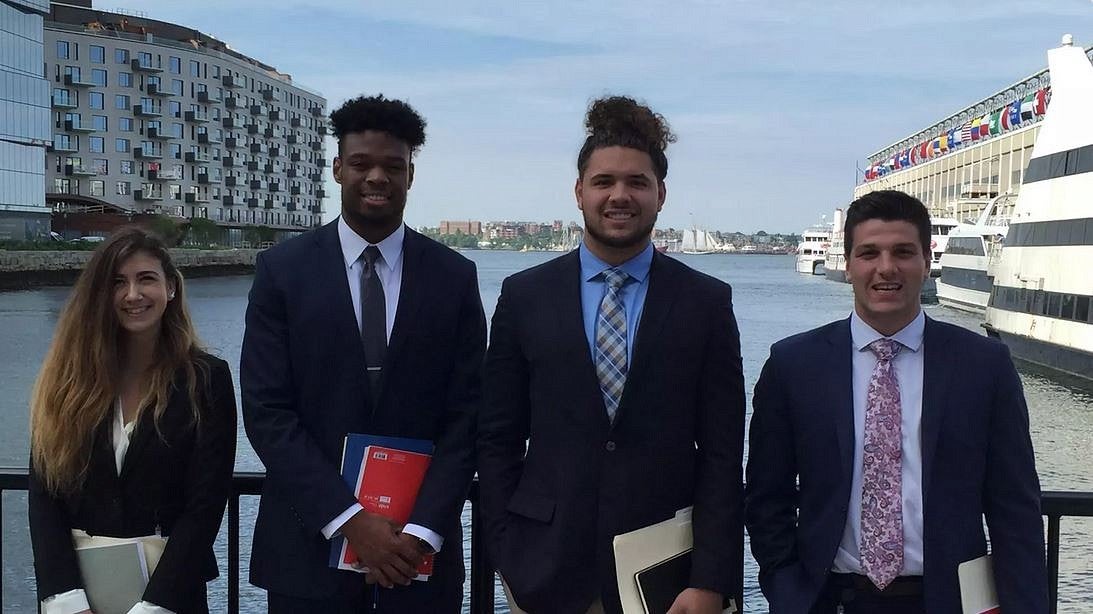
[387,228,425,368]
[920,317,951,505]
[555,251,608,427]
[119,396,161,482]
[318,221,369,399]
[827,319,856,483]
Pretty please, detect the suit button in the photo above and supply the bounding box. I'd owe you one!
[605,441,616,452]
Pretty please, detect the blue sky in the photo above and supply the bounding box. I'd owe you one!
[112,0,1093,233]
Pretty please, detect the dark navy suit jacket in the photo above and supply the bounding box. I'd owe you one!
[745,316,1048,614]
[240,221,485,611]
[478,250,746,614]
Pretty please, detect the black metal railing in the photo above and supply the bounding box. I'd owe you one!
[2,469,1091,614]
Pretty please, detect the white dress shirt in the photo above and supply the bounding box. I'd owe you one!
[318,217,443,554]
[42,401,174,614]
[832,310,926,576]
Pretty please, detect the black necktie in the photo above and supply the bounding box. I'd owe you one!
[360,246,386,400]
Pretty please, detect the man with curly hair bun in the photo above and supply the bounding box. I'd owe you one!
[478,95,746,614]
[242,94,486,613]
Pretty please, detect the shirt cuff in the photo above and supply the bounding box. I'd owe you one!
[127,601,176,614]
[41,589,91,614]
[402,524,444,553]
[321,503,364,540]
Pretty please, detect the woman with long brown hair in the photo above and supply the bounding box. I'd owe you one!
[29,226,236,614]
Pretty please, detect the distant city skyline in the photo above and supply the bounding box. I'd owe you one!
[106,0,1093,233]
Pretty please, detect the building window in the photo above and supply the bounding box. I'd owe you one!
[90,45,105,64]
[54,134,75,151]
[169,101,182,117]
[54,178,71,193]
[117,181,131,195]
[89,92,104,110]
[119,117,133,132]
[64,65,80,81]
[115,138,130,153]
[169,56,181,74]
[171,184,182,200]
[89,137,104,153]
[90,180,105,196]
[115,48,129,64]
[138,51,152,68]
[118,71,132,87]
[170,143,182,159]
[92,115,107,131]
[172,79,183,96]
[57,40,71,59]
[93,159,108,175]
[90,69,107,86]
[121,160,134,174]
[115,94,130,109]
[172,123,184,138]
[189,60,201,77]
[212,65,220,79]
[52,88,75,106]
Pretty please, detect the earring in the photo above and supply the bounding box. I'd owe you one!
[168,291,176,300]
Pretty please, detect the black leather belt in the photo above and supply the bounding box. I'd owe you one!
[829,573,924,598]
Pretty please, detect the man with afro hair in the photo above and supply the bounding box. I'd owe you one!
[242,94,486,613]
[478,95,745,614]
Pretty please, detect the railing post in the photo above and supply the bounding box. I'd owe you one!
[1,489,5,610]
[1048,514,1061,614]
[229,493,240,614]
[470,481,494,614]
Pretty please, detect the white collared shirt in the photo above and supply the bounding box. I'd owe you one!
[832,310,926,576]
[321,216,443,554]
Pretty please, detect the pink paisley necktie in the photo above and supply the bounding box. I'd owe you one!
[861,338,904,590]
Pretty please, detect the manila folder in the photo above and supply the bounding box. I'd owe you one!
[75,541,149,614]
[958,554,1001,614]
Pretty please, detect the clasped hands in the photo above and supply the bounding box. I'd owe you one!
[340,509,430,589]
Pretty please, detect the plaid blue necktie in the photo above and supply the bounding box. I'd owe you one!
[595,268,630,422]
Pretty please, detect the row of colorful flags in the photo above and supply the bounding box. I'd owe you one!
[864,87,1050,181]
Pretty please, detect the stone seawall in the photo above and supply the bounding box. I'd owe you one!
[0,249,261,291]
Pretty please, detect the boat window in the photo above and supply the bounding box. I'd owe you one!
[1061,294,1076,321]
[1076,145,1093,174]
[1065,150,1080,175]
[1047,292,1062,318]
[1048,152,1068,179]
[1076,296,1091,323]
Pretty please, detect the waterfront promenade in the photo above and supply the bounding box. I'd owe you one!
[2,252,1092,613]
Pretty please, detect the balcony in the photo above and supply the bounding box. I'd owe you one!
[263,163,275,174]
[269,182,281,193]
[131,58,162,73]
[198,133,221,145]
[289,152,302,162]
[287,199,298,211]
[63,73,95,88]
[64,164,97,176]
[315,157,327,167]
[316,124,327,136]
[309,140,323,151]
[64,119,96,133]
[286,134,299,144]
[222,156,237,168]
[309,105,323,116]
[268,146,281,157]
[286,167,298,178]
[246,124,259,135]
[268,109,282,122]
[133,146,163,159]
[310,204,323,214]
[148,168,181,181]
[147,126,173,140]
[263,198,275,209]
[222,195,238,207]
[221,116,236,129]
[222,75,244,88]
[224,96,240,109]
[246,161,259,172]
[185,192,210,204]
[290,117,302,128]
[249,179,265,190]
[263,127,275,138]
[197,173,219,184]
[51,97,78,109]
[133,104,162,118]
[309,172,322,182]
[224,137,239,149]
[289,185,301,195]
[261,89,275,101]
[249,104,266,116]
[249,143,265,154]
[185,151,211,163]
[186,110,210,123]
[224,176,239,187]
[147,83,174,97]
[135,189,164,200]
[316,189,326,198]
[247,197,259,208]
[197,91,221,104]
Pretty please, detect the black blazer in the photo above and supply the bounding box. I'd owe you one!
[29,353,237,614]
[240,221,486,606]
[744,317,1048,614]
[478,250,746,614]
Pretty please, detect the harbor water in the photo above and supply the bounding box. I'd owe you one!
[2,251,1091,613]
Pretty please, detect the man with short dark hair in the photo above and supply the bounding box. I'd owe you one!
[745,189,1048,613]
[478,96,746,614]
[242,94,485,613]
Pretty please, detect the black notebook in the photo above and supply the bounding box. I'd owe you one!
[635,550,737,614]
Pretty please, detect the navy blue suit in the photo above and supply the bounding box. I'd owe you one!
[745,316,1048,613]
[241,221,485,613]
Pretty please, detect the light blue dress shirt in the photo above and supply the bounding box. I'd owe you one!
[579,242,654,364]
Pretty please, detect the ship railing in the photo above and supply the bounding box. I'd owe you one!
[0,469,1090,614]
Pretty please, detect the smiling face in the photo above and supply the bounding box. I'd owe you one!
[333,130,414,243]
[575,146,665,265]
[113,250,174,341]
[846,218,931,336]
